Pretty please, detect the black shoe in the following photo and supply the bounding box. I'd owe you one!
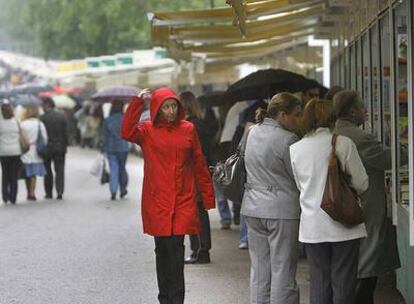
[197,251,211,264]
[45,194,53,199]
[184,252,198,264]
[233,214,240,225]
[120,190,128,198]
[185,251,211,264]
[57,195,63,200]
[111,193,116,200]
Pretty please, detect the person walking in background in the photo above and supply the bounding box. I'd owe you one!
[242,93,302,304]
[40,97,68,200]
[101,100,130,201]
[290,99,368,304]
[333,90,401,304]
[179,91,213,264]
[121,88,215,304]
[76,104,100,148]
[21,106,48,201]
[0,99,22,204]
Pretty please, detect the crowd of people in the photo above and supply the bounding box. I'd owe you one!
[0,81,399,304]
[115,84,398,304]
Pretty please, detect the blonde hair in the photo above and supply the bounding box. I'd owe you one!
[21,106,39,121]
[255,92,301,123]
[301,98,335,134]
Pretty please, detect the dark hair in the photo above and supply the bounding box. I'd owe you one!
[1,104,14,119]
[42,97,55,108]
[179,91,202,119]
[324,85,345,101]
[255,92,301,123]
[333,90,361,118]
[301,98,335,134]
[110,99,124,114]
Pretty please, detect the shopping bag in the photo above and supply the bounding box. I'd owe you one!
[90,153,110,185]
[100,163,109,185]
[90,153,105,178]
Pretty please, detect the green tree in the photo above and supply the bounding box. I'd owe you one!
[0,0,209,59]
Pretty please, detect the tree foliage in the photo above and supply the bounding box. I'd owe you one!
[0,0,210,59]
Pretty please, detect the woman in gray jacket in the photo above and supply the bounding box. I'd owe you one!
[241,92,302,304]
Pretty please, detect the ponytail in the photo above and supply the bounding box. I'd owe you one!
[255,107,267,123]
[256,92,301,124]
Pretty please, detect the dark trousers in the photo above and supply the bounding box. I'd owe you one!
[189,199,211,253]
[44,152,65,197]
[356,277,378,304]
[305,239,360,304]
[0,156,20,203]
[154,235,185,304]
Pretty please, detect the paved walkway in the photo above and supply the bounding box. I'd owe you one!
[0,147,405,303]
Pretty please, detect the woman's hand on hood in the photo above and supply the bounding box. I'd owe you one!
[138,88,151,100]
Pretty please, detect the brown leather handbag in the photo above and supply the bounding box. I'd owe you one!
[320,134,364,226]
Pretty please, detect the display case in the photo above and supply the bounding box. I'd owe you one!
[344,46,350,88]
[339,52,344,87]
[357,39,364,96]
[370,24,382,140]
[350,43,357,90]
[380,12,392,147]
[362,32,373,133]
[392,0,409,209]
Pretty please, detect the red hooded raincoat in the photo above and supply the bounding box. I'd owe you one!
[121,87,215,236]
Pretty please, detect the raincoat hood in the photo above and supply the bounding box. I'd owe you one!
[150,87,185,124]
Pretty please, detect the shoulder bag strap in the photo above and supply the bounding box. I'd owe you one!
[37,121,42,140]
[16,119,22,133]
[238,126,252,155]
[331,133,338,154]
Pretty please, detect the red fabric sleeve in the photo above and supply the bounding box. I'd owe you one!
[121,96,146,144]
[191,126,215,210]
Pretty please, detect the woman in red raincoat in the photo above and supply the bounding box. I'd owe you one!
[121,87,215,304]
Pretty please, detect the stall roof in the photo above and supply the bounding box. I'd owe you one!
[150,0,326,62]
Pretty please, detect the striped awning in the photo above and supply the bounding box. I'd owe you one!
[150,0,327,62]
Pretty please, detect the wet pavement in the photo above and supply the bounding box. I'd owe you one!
[0,147,405,303]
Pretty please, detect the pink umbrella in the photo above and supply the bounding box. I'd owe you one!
[91,86,141,103]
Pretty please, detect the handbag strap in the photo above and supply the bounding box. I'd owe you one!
[16,119,22,134]
[238,127,251,155]
[331,133,338,153]
[37,121,42,139]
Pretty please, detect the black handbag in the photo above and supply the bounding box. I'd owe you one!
[213,129,250,203]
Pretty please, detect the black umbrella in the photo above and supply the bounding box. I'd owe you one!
[11,83,53,95]
[197,91,226,107]
[225,69,323,103]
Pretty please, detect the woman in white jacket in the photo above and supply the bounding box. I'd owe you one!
[0,100,22,204]
[20,106,48,201]
[289,99,368,304]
